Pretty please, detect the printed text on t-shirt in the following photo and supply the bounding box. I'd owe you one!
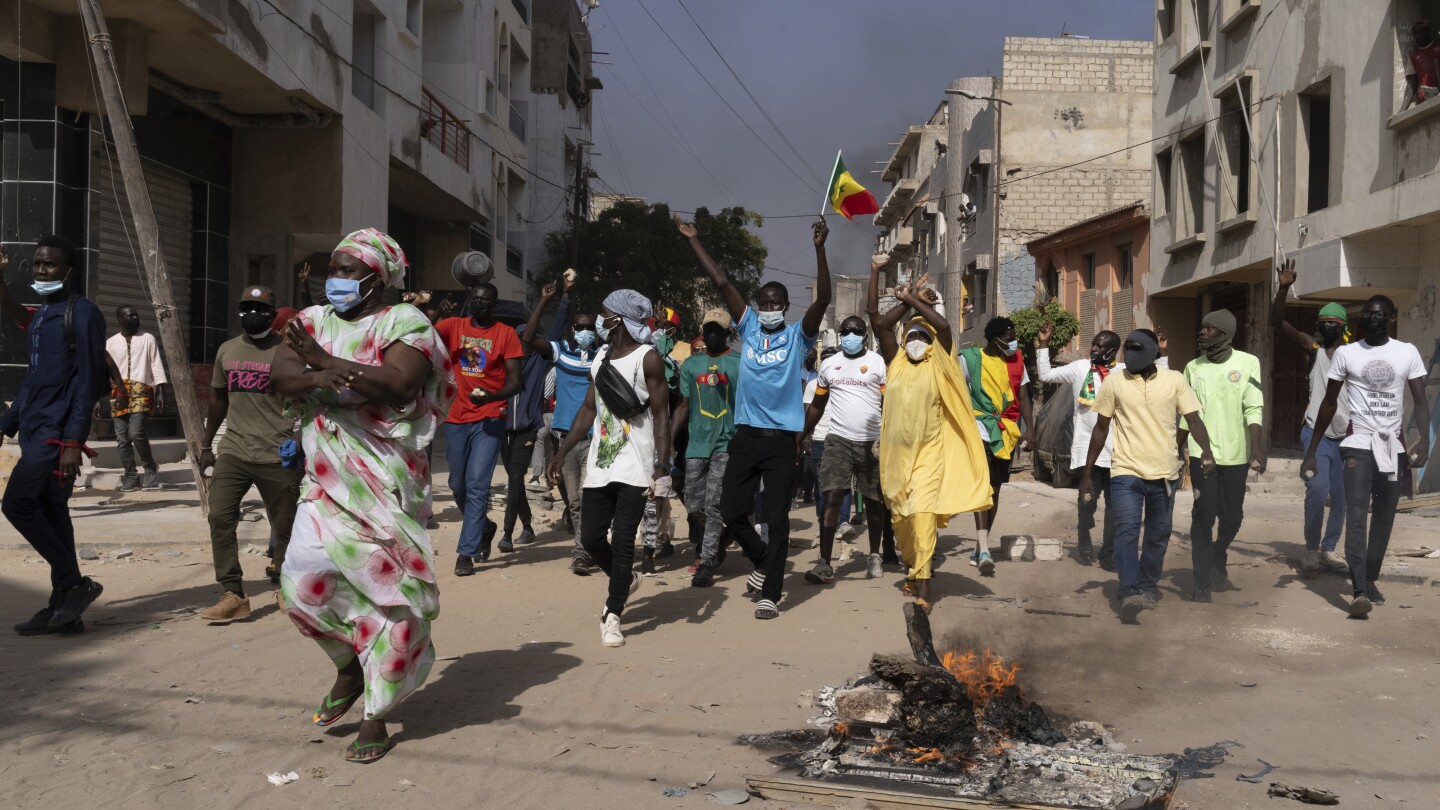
[225,360,272,394]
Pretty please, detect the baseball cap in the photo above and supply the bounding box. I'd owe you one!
[240,285,276,307]
[702,307,732,329]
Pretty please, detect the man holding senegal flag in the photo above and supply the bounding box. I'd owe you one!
[825,151,881,220]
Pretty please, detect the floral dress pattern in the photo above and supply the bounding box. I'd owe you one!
[280,303,455,720]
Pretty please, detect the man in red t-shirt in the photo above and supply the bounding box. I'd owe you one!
[435,282,524,576]
[1407,19,1440,108]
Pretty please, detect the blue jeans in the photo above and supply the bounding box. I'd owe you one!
[1300,425,1344,553]
[1110,475,1176,599]
[446,418,506,558]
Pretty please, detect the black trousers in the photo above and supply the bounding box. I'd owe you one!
[1341,448,1403,595]
[580,482,646,616]
[2,440,81,608]
[720,425,798,602]
[501,428,538,536]
[1077,466,1115,565]
[1189,461,1249,590]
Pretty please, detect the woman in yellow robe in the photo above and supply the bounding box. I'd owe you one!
[868,263,992,611]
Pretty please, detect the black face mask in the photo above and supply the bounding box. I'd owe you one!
[1361,313,1389,343]
[1317,322,1344,346]
[123,316,140,333]
[240,310,273,336]
[703,330,728,353]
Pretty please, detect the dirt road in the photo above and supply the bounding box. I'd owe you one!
[2,477,1437,809]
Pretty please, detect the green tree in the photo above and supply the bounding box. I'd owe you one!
[541,202,767,336]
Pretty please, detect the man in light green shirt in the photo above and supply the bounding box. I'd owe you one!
[1178,309,1266,602]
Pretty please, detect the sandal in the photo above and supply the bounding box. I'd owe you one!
[914,597,933,615]
[344,739,392,764]
[312,687,364,727]
[901,580,918,597]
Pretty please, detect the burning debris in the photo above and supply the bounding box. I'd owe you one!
[750,605,1179,809]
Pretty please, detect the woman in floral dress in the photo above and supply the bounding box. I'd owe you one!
[272,228,454,763]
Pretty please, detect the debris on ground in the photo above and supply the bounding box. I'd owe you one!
[266,771,299,786]
[1267,782,1339,804]
[708,788,749,805]
[112,548,134,559]
[661,787,689,798]
[1236,758,1277,783]
[78,548,100,560]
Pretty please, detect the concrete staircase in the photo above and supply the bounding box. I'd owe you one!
[1247,453,1307,498]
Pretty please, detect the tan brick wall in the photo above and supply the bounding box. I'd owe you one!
[1002,38,1153,94]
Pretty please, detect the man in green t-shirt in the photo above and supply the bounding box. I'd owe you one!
[1179,309,1266,602]
[197,286,302,624]
[674,308,740,588]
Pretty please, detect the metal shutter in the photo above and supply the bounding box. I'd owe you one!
[93,147,193,340]
[1111,288,1134,338]
[1079,289,1097,350]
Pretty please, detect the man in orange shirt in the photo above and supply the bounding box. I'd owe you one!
[435,283,524,576]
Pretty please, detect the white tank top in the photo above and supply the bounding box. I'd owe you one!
[1305,345,1350,439]
[584,344,656,489]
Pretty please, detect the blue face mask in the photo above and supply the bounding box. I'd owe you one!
[31,279,66,297]
[1004,339,1019,357]
[326,274,373,313]
[573,328,596,348]
[757,309,786,329]
[839,333,866,355]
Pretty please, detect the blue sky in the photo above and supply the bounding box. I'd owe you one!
[583,0,1152,305]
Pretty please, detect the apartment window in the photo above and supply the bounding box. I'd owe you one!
[1116,245,1134,289]
[1156,148,1174,218]
[1082,253,1097,289]
[968,264,989,315]
[1218,78,1253,219]
[352,13,377,110]
[405,0,421,35]
[469,223,493,259]
[1178,131,1206,238]
[1044,261,1059,301]
[1195,0,1214,41]
[1396,5,1440,116]
[1158,0,1176,42]
[1300,82,1332,214]
[965,159,988,215]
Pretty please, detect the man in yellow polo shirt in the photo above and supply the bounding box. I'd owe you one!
[1179,309,1266,602]
[1081,329,1215,623]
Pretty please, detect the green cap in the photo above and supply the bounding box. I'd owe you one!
[1318,302,1347,322]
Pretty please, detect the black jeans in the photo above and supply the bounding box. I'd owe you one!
[1189,460,1248,591]
[1341,448,1403,595]
[1077,465,1115,565]
[721,425,799,602]
[501,428,538,536]
[580,482,646,616]
[2,440,81,608]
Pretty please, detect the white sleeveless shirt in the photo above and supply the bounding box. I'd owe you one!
[584,344,656,489]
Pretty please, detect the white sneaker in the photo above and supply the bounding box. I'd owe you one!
[600,611,625,647]
[1320,550,1347,571]
[866,553,884,579]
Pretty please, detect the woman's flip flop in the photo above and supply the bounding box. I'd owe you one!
[345,739,392,764]
[312,687,364,727]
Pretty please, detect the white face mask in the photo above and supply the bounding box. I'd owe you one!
[1003,339,1019,357]
[757,309,786,329]
[906,340,930,361]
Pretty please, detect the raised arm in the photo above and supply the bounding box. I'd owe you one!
[900,285,951,354]
[524,281,560,360]
[1271,259,1317,356]
[802,219,832,338]
[868,256,908,363]
[675,214,745,323]
[1034,323,1076,383]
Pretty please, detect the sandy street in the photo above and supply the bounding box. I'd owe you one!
[2,474,1438,810]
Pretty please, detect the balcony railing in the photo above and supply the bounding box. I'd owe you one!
[420,87,471,170]
[509,100,527,141]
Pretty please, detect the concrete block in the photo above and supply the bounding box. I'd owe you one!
[999,535,1064,562]
[834,687,902,726]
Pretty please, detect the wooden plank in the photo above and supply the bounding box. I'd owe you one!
[747,773,1176,810]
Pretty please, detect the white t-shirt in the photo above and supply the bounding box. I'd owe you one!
[584,344,656,489]
[802,378,832,442]
[1036,353,1168,469]
[1328,339,1426,451]
[815,350,886,442]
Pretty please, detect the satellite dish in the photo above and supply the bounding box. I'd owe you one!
[451,251,493,288]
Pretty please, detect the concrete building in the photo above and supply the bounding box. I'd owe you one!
[1,0,591,411]
[1026,203,1153,357]
[944,37,1153,346]
[1149,1,1440,466]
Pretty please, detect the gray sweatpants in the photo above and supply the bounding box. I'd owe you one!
[558,434,590,561]
[685,452,729,563]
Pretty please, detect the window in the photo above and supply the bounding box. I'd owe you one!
[968,263,989,316]
[1218,77,1253,220]
[1178,132,1206,238]
[1156,148,1174,218]
[1116,245,1134,289]
[351,13,377,110]
[405,0,421,36]
[1158,0,1176,42]
[1044,261,1059,301]
[1195,0,1214,41]
[965,159,988,215]
[1396,6,1440,116]
[1300,81,1332,214]
[469,223,493,259]
[1082,253,1097,289]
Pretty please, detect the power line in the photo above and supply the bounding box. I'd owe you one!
[596,101,633,193]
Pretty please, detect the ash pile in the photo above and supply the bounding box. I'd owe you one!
[793,604,1178,810]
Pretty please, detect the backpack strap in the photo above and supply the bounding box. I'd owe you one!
[65,296,76,358]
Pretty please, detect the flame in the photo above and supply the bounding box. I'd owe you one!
[831,722,849,737]
[910,747,946,764]
[941,648,1021,703]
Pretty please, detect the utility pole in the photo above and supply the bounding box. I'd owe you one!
[77,0,210,510]
[568,143,587,269]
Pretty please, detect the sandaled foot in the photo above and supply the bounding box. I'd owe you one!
[313,673,365,727]
[914,597,933,614]
[344,721,391,764]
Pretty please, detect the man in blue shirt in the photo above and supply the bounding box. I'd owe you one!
[0,237,108,635]
[677,214,831,620]
[522,272,598,575]
[499,319,550,554]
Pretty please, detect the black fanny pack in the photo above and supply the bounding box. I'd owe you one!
[595,350,649,420]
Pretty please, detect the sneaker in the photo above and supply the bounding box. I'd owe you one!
[1364,584,1386,606]
[1120,594,1144,621]
[866,553,884,579]
[1140,592,1159,610]
[570,556,592,576]
[745,569,766,600]
[1191,588,1213,603]
[116,475,139,493]
[654,540,675,560]
[1320,550,1347,571]
[198,592,252,623]
[454,555,476,577]
[968,549,979,567]
[498,535,515,554]
[691,560,716,588]
[1300,549,1321,573]
[50,577,103,626]
[804,561,834,585]
[754,598,779,620]
[1348,594,1373,619]
[641,552,656,575]
[836,521,857,541]
[600,611,625,647]
[14,607,83,636]
[265,563,279,584]
[142,471,162,490]
[882,551,901,566]
[514,529,536,547]
[976,552,995,577]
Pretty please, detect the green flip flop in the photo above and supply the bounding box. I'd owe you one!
[344,739,392,764]
[312,687,364,727]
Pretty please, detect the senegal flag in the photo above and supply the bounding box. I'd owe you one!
[825,152,881,220]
